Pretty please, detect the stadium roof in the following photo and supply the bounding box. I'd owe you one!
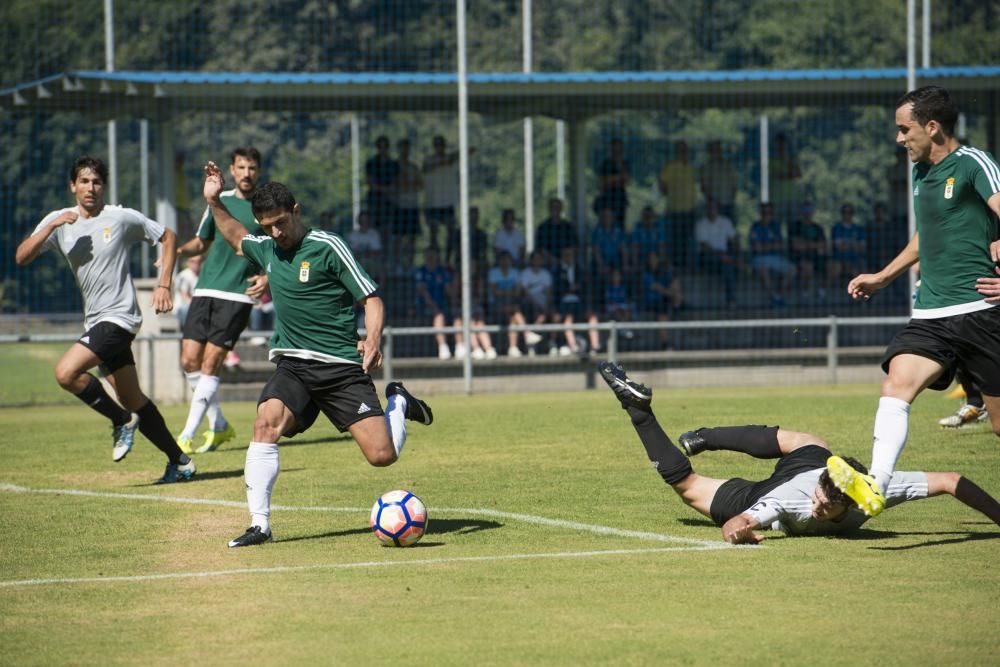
[2,66,999,120]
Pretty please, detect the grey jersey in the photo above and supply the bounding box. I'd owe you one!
[746,469,929,536]
[33,205,165,333]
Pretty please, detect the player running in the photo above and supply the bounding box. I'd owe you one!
[836,86,1000,516]
[15,156,196,484]
[600,362,1000,544]
[175,147,268,455]
[202,161,434,547]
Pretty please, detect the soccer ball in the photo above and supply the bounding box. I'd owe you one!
[370,490,428,547]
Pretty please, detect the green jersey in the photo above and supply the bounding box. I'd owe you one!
[195,190,263,303]
[912,145,1000,318]
[240,228,378,364]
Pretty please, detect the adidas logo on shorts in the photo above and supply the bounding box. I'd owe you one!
[357,402,372,415]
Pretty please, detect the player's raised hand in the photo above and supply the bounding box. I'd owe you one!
[847,273,882,301]
[52,211,79,228]
[203,161,224,202]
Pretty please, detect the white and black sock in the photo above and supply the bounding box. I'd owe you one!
[245,442,280,534]
[385,393,408,456]
[871,396,910,493]
[180,374,220,439]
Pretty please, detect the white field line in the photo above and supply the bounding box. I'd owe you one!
[0,482,747,589]
[0,545,744,589]
[0,482,720,547]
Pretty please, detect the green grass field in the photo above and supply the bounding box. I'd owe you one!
[1,380,997,665]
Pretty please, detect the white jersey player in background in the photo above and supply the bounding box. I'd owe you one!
[15,156,196,484]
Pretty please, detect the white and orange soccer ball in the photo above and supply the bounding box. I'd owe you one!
[370,490,428,547]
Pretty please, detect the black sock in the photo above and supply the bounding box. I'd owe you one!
[955,477,1000,526]
[75,374,131,426]
[135,400,188,465]
[958,370,985,409]
[689,425,782,459]
[625,405,692,485]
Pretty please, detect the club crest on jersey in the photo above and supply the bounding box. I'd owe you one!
[944,177,954,199]
[299,261,310,283]
[103,227,112,243]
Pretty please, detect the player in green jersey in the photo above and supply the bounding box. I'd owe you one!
[176,148,268,455]
[201,161,433,548]
[836,86,1000,516]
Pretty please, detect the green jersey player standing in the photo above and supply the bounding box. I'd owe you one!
[201,161,434,548]
[832,86,1000,516]
[176,147,268,455]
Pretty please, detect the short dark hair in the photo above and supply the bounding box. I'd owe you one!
[818,456,868,509]
[896,86,959,137]
[70,156,108,183]
[251,182,297,218]
[231,146,262,165]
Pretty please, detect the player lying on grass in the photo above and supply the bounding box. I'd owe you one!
[599,362,1000,545]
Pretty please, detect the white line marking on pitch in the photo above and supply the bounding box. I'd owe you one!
[0,482,719,547]
[0,545,742,589]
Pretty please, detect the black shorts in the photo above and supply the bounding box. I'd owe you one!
[709,445,829,525]
[391,208,421,236]
[881,307,1000,394]
[258,356,384,436]
[78,321,136,375]
[182,296,253,350]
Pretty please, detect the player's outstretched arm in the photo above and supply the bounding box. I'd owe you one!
[721,513,765,545]
[203,161,248,256]
[926,472,1000,526]
[15,211,78,266]
[847,232,919,300]
[152,228,177,314]
[177,235,210,257]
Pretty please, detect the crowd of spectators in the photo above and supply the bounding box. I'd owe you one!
[338,134,911,359]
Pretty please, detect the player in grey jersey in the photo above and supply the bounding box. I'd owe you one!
[600,362,1000,545]
[15,156,196,484]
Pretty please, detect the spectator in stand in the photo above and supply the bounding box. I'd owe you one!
[554,245,601,356]
[630,205,668,279]
[699,141,739,221]
[487,250,538,357]
[594,138,630,227]
[347,210,385,287]
[829,203,868,290]
[493,208,526,267]
[447,205,489,269]
[788,201,828,303]
[748,202,796,307]
[248,288,274,347]
[364,136,399,232]
[887,147,911,221]
[174,254,202,327]
[535,197,578,269]
[454,258,498,360]
[694,198,740,307]
[659,140,699,267]
[422,135,460,257]
[769,132,803,227]
[413,247,456,360]
[866,202,910,306]
[641,251,683,349]
[519,250,557,353]
[603,268,636,341]
[392,138,422,272]
[591,206,629,298]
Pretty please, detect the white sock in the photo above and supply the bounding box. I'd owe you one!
[385,393,408,456]
[245,442,280,533]
[871,396,911,493]
[185,371,201,392]
[180,374,220,439]
[206,392,227,432]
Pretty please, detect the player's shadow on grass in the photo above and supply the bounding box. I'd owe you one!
[278,517,503,546]
[841,528,1000,549]
[678,518,716,528]
[133,467,306,486]
[229,434,354,450]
